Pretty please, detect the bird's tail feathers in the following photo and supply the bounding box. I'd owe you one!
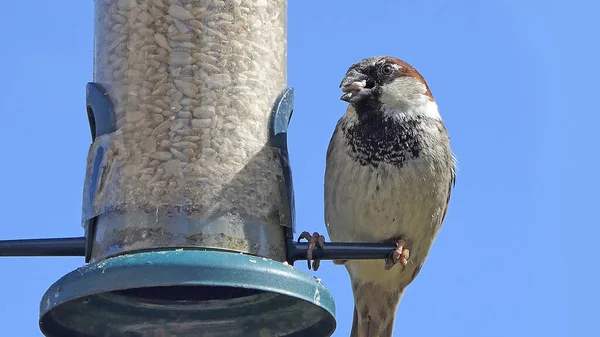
[349,283,404,337]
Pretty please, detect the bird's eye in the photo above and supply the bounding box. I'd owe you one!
[380,64,394,75]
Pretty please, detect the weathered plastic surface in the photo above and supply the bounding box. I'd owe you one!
[84,0,290,261]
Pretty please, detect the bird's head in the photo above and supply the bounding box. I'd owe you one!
[339,56,434,112]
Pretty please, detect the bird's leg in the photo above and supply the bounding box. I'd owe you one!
[384,239,410,270]
[297,231,325,271]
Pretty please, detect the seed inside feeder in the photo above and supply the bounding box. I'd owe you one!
[88,0,289,261]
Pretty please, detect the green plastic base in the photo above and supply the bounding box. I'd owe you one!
[39,249,336,337]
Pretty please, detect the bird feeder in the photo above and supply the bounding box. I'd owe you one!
[37,0,336,335]
[0,1,403,335]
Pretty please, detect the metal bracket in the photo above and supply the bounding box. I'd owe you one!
[83,82,117,262]
[269,87,296,233]
[86,82,116,141]
[267,88,299,261]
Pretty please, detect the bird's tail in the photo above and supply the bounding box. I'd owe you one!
[349,305,395,337]
[349,284,404,337]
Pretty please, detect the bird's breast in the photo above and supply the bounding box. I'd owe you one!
[324,116,452,263]
[341,115,424,169]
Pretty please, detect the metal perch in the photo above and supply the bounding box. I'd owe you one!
[0,236,397,264]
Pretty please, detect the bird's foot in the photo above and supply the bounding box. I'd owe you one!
[332,259,347,265]
[385,239,410,270]
[297,231,325,271]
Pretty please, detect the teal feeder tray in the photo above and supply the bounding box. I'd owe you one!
[39,250,335,336]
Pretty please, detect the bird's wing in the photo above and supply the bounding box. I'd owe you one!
[411,153,456,284]
[323,122,340,229]
[440,155,457,226]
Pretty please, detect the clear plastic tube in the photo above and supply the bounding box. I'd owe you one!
[86,0,289,261]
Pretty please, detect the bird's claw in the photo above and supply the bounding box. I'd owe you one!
[385,239,410,270]
[297,231,325,271]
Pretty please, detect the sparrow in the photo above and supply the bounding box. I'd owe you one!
[299,56,456,336]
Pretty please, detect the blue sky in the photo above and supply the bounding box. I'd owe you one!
[0,0,597,336]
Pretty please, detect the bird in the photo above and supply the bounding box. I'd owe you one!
[299,56,456,337]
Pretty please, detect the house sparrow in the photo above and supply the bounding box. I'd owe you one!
[300,56,456,336]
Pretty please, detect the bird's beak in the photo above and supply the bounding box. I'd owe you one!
[339,70,372,103]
